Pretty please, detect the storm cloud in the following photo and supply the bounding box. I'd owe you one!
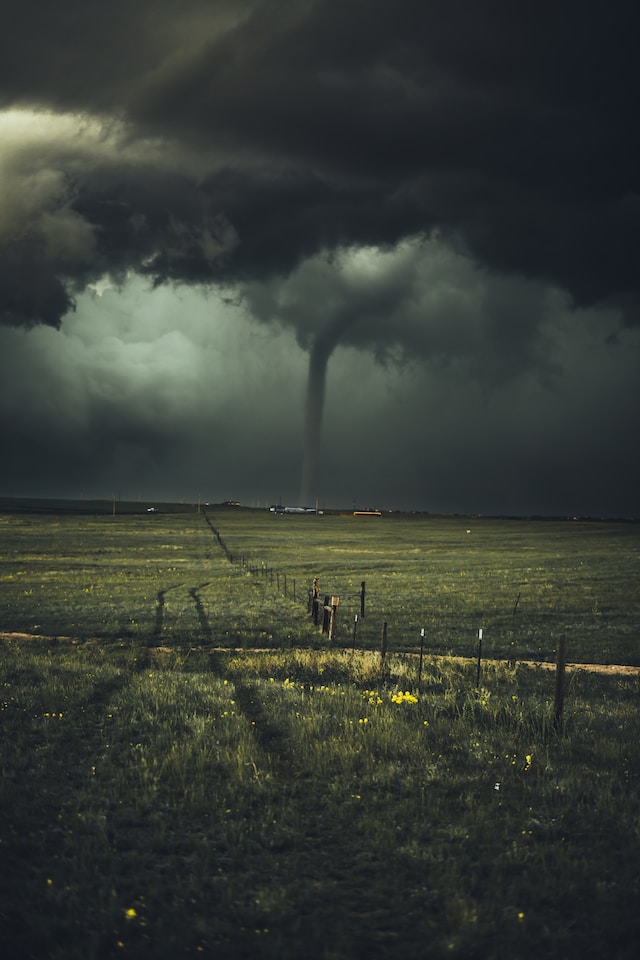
[1,1,640,514]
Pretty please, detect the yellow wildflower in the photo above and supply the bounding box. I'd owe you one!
[390,690,418,704]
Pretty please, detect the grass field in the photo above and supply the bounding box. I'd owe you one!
[1,503,639,958]
[2,502,639,664]
[208,506,640,665]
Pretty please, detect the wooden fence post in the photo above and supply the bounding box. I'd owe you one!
[329,596,339,643]
[380,621,388,667]
[310,578,320,625]
[418,627,425,686]
[360,581,366,619]
[322,595,331,635]
[476,628,483,688]
[554,634,567,730]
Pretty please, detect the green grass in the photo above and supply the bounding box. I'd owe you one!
[0,509,315,650]
[2,505,640,664]
[1,503,639,957]
[211,508,640,664]
[1,639,638,959]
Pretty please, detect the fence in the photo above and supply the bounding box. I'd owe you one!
[203,508,570,727]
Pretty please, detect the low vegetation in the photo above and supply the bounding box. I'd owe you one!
[1,503,639,957]
[2,504,639,664]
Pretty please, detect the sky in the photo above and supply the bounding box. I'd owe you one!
[1,0,640,516]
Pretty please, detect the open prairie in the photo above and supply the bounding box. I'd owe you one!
[2,502,639,664]
[1,503,639,958]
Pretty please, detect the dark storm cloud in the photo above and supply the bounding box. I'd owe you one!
[241,239,563,385]
[0,287,307,502]
[2,0,640,330]
[2,0,640,516]
[1,276,638,515]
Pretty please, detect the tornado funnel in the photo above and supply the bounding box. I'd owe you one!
[298,335,334,506]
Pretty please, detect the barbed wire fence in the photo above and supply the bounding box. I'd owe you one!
[201,508,576,722]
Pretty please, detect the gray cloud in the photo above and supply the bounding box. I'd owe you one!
[1,1,640,514]
[3,1,640,325]
[0,281,305,499]
[241,238,567,385]
[1,267,638,516]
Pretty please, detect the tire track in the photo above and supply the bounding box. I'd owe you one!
[151,583,184,643]
[230,679,291,760]
[189,584,213,641]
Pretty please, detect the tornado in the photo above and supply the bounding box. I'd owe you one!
[298,335,333,506]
